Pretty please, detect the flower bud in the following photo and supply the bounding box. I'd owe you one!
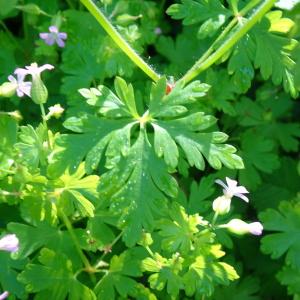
[0,234,19,253]
[30,76,48,104]
[46,104,64,120]
[221,219,264,236]
[212,195,231,215]
[0,82,17,98]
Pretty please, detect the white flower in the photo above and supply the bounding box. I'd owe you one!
[212,195,231,215]
[215,177,249,202]
[0,234,19,253]
[14,62,54,79]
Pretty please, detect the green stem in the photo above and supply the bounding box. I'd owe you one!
[194,0,262,69]
[39,104,52,150]
[93,231,123,269]
[211,212,219,226]
[66,0,75,9]
[60,211,96,283]
[80,0,160,82]
[178,0,276,85]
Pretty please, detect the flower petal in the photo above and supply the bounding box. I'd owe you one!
[225,177,238,189]
[58,32,67,39]
[215,179,228,190]
[49,25,58,33]
[56,38,65,48]
[234,193,249,202]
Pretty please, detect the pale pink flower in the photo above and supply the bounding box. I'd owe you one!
[14,62,54,79]
[39,25,67,47]
[0,291,9,300]
[7,74,31,97]
[248,222,264,236]
[0,234,19,253]
[215,177,249,202]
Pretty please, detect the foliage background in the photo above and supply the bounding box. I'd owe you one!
[0,0,299,299]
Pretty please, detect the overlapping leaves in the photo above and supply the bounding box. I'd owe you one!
[50,77,243,245]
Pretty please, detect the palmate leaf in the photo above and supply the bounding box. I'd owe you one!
[18,248,96,300]
[229,11,299,96]
[260,201,300,268]
[167,0,231,39]
[158,202,203,253]
[99,129,177,246]
[142,252,184,297]
[277,266,300,295]
[50,77,243,245]
[0,252,27,299]
[8,222,86,269]
[239,130,280,189]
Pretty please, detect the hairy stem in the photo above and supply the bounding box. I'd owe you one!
[80,0,160,82]
[178,0,276,85]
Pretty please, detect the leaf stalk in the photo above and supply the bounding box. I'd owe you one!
[80,0,160,82]
[178,0,277,85]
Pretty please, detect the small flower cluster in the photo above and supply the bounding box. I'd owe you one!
[213,177,263,236]
[0,234,19,299]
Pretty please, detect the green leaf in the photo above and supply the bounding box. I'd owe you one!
[211,276,260,300]
[229,12,299,96]
[183,244,239,297]
[95,248,143,299]
[239,131,280,189]
[18,248,96,300]
[277,266,300,295]
[98,130,177,246]
[54,163,99,217]
[142,252,184,297]
[15,124,48,170]
[8,222,84,268]
[158,202,203,253]
[260,201,300,268]
[0,252,27,298]
[167,0,231,39]
[52,77,243,246]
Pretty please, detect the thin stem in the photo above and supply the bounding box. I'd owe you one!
[60,210,96,283]
[39,104,52,150]
[178,0,276,85]
[194,0,260,68]
[66,0,75,9]
[93,231,123,268]
[211,212,219,226]
[80,0,160,82]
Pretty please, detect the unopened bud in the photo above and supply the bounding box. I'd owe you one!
[16,4,42,15]
[31,76,48,104]
[212,195,231,215]
[220,219,264,236]
[46,104,64,120]
[0,82,17,98]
